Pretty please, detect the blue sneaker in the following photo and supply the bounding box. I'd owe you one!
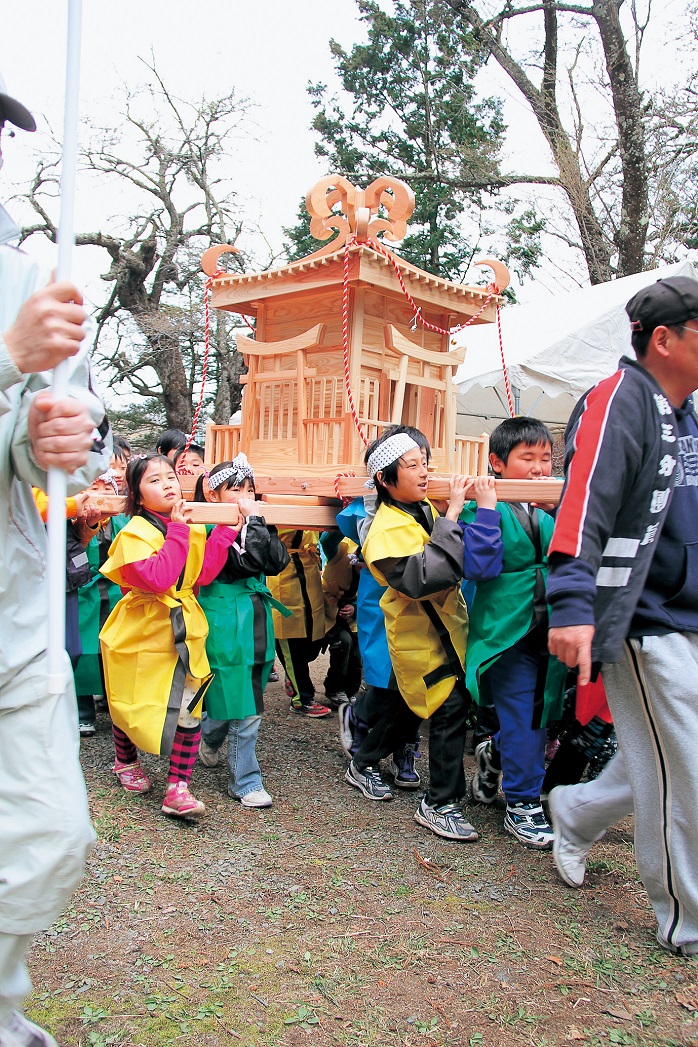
[387,742,421,789]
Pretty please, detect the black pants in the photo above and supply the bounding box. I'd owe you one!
[354,682,469,806]
[324,621,362,697]
[276,637,323,704]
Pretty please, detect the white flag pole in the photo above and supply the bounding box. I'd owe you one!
[47,0,83,694]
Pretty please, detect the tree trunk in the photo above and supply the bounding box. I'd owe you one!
[592,0,648,276]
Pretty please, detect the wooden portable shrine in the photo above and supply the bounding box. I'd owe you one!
[202,174,511,482]
[84,177,562,528]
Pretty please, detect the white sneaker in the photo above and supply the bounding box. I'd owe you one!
[239,788,273,808]
[548,786,592,886]
[198,737,220,767]
[0,1011,58,1047]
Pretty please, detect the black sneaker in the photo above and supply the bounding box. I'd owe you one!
[504,802,554,850]
[413,797,479,841]
[386,743,421,789]
[471,739,501,804]
[325,689,348,710]
[345,761,393,801]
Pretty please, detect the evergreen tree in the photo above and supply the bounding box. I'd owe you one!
[285,0,517,281]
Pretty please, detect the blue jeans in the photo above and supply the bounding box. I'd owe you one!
[201,712,263,798]
[482,638,547,805]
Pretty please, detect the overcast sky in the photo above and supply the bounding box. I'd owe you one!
[2,0,694,310]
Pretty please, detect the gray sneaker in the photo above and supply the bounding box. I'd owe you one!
[413,797,479,841]
[471,739,501,804]
[345,761,393,801]
[548,787,591,885]
[198,737,220,767]
[0,1011,58,1047]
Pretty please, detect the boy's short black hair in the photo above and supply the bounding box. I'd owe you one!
[173,442,205,468]
[364,425,431,504]
[489,417,553,467]
[112,434,132,461]
[155,429,187,456]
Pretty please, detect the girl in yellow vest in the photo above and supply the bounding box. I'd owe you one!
[99,453,239,818]
[357,430,486,841]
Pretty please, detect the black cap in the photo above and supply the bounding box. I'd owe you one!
[0,73,36,132]
[626,276,698,333]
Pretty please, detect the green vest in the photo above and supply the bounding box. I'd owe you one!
[461,502,566,727]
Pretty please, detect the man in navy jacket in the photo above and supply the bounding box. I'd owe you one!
[547,276,698,956]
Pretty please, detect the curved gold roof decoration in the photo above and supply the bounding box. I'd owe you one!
[304,174,416,259]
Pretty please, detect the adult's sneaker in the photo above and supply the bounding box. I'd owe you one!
[290,700,332,718]
[325,689,348,710]
[345,760,393,801]
[78,721,96,737]
[504,802,554,850]
[0,1011,58,1047]
[161,781,205,818]
[198,737,220,767]
[548,786,591,886]
[471,739,501,804]
[413,797,479,841]
[386,743,421,789]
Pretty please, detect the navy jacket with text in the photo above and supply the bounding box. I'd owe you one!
[546,356,678,665]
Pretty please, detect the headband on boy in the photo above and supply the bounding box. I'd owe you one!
[207,452,255,492]
[365,433,419,487]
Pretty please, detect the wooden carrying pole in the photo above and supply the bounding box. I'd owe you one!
[85,477,563,530]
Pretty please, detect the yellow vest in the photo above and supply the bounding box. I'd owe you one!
[363,501,468,718]
[99,516,211,755]
[268,530,325,641]
[322,537,358,632]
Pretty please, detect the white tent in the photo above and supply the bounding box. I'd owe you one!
[455,259,698,436]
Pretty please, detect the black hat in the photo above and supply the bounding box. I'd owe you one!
[626,276,698,332]
[0,73,36,132]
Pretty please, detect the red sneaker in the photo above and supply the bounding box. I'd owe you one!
[162,781,205,818]
[113,760,151,794]
[290,701,332,718]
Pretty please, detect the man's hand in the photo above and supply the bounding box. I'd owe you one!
[548,624,595,686]
[28,394,95,472]
[3,282,86,374]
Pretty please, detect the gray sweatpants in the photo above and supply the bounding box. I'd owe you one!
[549,747,633,846]
[0,656,95,1021]
[603,633,698,955]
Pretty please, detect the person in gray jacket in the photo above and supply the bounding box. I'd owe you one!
[0,74,111,1047]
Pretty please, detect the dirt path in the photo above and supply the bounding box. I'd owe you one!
[26,670,698,1047]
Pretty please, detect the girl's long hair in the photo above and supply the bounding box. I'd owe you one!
[124,453,178,517]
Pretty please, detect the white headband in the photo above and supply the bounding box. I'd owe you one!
[208,452,255,491]
[366,434,420,484]
[96,468,120,495]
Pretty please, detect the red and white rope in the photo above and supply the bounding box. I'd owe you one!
[342,237,370,447]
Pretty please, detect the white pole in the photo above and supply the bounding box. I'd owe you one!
[47,0,83,694]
